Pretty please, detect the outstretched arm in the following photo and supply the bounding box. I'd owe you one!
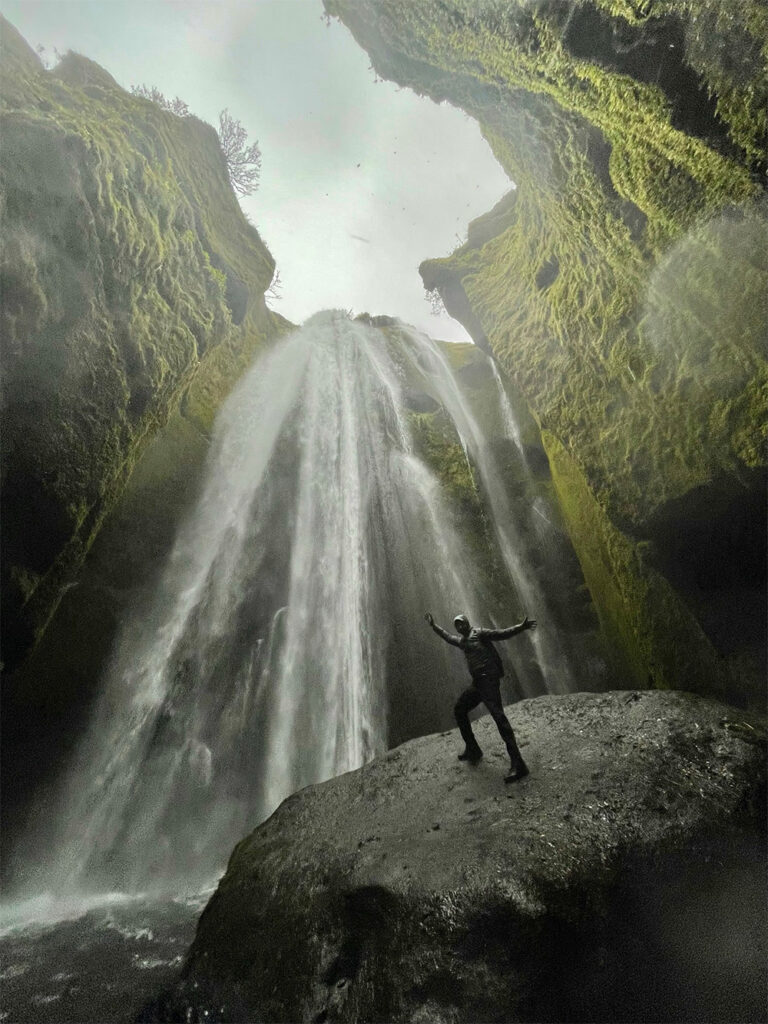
[424,612,462,647]
[481,615,537,641]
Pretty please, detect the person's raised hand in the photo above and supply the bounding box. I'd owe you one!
[522,615,537,631]
[425,611,434,626]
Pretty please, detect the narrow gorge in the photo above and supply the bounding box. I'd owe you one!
[0,3,765,1022]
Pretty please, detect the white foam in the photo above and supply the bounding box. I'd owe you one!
[0,891,142,937]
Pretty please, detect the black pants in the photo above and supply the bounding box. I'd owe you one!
[454,676,524,764]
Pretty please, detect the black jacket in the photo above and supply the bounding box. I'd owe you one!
[431,622,524,680]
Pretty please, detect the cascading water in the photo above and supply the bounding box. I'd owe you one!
[15,311,592,903]
[490,358,525,456]
[395,328,576,694]
[17,313,491,896]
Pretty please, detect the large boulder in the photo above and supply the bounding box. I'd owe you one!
[150,690,766,1022]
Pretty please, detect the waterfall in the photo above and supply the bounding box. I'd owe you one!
[396,328,575,694]
[18,312,579,899]
[490,358,524,457]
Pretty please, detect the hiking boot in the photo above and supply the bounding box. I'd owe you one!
[458,746,483,763]
[504,760,529,783]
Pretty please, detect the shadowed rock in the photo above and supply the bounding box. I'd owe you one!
[146,690,766,1023]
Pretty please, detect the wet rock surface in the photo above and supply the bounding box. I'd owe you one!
[150,691,766,1023]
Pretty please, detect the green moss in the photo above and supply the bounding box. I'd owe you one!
[327,0,766,529]
[409,409,478,511]
[8,566,42,605]
[0,17,289,660]
[324,0,766,700]
[729,369,768,468]
[439,340,477,371]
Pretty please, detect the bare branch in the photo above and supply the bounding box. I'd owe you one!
[218,109,262,196]
[131,84,190,118]
[266,269,283,303]
[426,288,447,317]
[128,91,261,197]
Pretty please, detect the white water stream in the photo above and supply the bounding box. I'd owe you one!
[398,328,575,693]
[16,312,577,900]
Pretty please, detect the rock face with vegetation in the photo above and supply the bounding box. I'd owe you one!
[370,320,618,723]
[0,18,293,856]
[324,0,767,706]
[0,17,288,669]
[149,690,766,1023]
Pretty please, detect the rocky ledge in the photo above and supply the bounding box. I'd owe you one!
[150,691,766,1023]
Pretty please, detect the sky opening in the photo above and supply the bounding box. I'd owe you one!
[2,0,512,341]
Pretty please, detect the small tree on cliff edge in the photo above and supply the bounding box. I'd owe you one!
[131,84,190,117]
[131,87,261,197]
[218,109,261,197]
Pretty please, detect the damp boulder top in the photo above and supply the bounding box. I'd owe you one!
[151,690,766,1024]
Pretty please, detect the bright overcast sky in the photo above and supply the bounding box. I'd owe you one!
[2,0,512,341]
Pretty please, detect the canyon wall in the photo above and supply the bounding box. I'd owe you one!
[326,0,767,705]
[0,19,291,838]
[1,17,290,669]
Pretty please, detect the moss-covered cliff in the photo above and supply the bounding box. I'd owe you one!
[0,17,289,667]
[325,0,767,704]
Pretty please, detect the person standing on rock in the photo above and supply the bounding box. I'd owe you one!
[425,611,535,783]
